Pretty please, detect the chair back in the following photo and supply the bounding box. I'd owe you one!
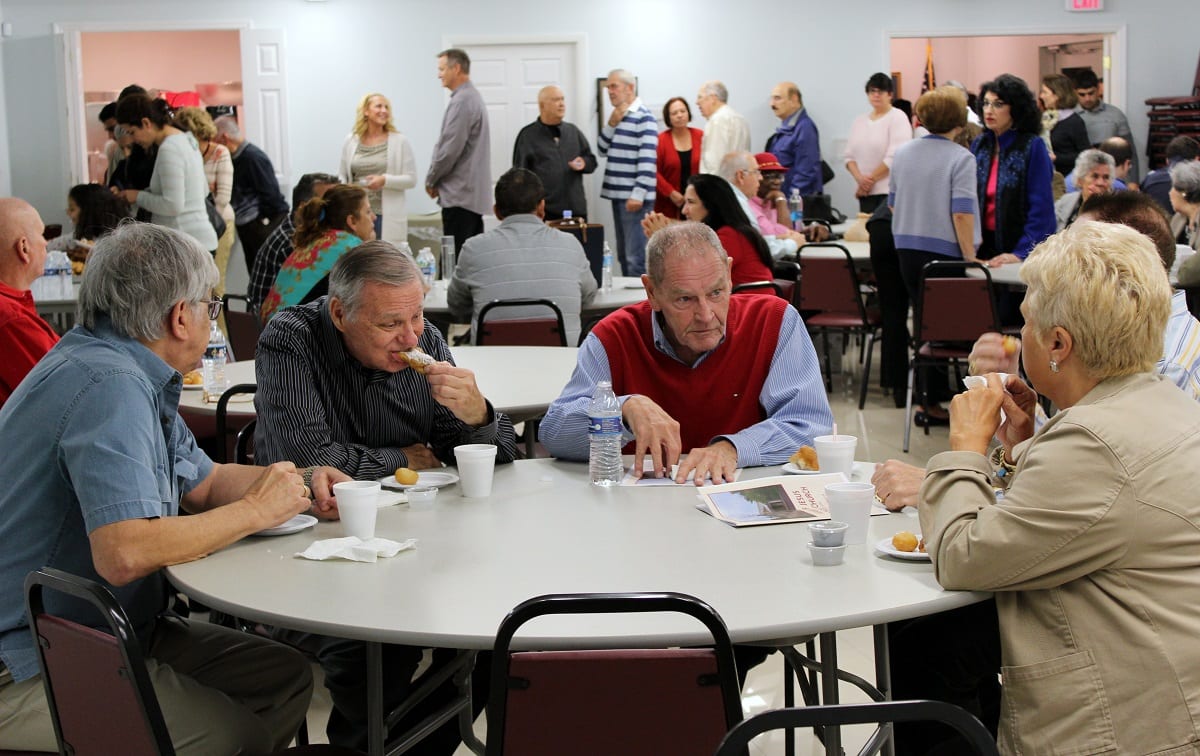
[223,294,262,362]
[796,244,868,320]
[731,280,785,298]
[24,568,174,756]
[486,592,742,756]
[914,261,1000,345]
[714,701,999,756]
[214,383,257,464]
[476,299,567,347]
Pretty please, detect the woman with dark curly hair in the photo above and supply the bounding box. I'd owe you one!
[682,173,775,290]
[971,74,1055,266]
[50,184,131,252]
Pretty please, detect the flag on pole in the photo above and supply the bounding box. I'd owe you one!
[922,40,936,93]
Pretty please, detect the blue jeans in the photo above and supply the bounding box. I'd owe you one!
[610,199,651,277]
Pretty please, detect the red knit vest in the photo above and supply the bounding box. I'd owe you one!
[593,295,786,452]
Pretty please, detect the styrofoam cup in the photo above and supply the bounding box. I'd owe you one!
[334,480,380,539]
[824,482,874,545]
[814,435,857,479]
[454,444,498,498]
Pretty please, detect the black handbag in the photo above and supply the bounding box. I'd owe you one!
[205,194,227,239]
[802,193,846,225]
[821,159,835,185]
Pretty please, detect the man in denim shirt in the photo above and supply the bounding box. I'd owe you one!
[0,223,347,754]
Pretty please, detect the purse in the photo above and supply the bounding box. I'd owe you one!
[205,194,227,239]
[802,193,847,225]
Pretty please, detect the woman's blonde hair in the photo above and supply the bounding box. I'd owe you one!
[173,107,217,141]
[353,93,397,138]
[1021,221,1170,379]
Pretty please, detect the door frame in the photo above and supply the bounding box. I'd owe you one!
[885,23,1128,110]
[55,18,255,187]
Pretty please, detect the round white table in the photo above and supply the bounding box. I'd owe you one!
[178,346,579,426]
[167,458,987,754]
[422,277,647,317]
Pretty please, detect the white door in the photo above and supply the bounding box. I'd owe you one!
[239,28,290,188]
[456,41,579,208]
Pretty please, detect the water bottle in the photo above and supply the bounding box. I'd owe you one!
[601,241,614,293]
[415,246,436,286]
[588,380,624,486]
[202,320,229,397]
[440,239,455,282]
[561,209,574,227]
[50,251,73,299]
[789,189,804,231]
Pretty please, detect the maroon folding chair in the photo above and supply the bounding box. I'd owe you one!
[222,293,262,362]
[903,261,1000,452]
[23,568,362,756]
[475,298,567,347]
[796,243,883,408]
[731,280,786,298]
[486,592,743,756]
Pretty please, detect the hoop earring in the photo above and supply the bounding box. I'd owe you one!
[1049,360,1059,373]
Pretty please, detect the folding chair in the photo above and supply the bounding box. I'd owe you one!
[486,592,743,756]
[475,299,567,347]
[222,293,262,362]
[904,261,1000,452]
[214,383,257,464]
[731,280,785,298]
[23,567,361,756]
[714,701,999,756]
[796,243,883,408]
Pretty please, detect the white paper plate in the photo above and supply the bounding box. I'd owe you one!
[781,461,870,480]
[379,471,460,491]
[780,462,824,475]
[875,536,930,561]
[182,383,204,391]
[255,514,317,537]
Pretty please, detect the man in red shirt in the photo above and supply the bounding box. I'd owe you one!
[0,198,59,405]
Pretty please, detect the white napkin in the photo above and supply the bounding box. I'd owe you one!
[295,537,417,563]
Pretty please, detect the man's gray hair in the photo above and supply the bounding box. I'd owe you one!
[214,115,241,139]
[1170,160,1200,201]
[717,151,756,182]
[607,69,636,88]
[79,222,217,341]
[701,81,729,103]
[646,222,728,285]
[328,240,422,319]
[1074,148,1116,179]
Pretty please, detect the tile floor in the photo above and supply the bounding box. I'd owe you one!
[296,348,955,755]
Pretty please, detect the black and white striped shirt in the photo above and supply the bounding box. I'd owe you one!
[254,298,517,478]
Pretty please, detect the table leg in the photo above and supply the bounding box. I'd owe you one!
[820,631,842,756]
[454,652,485,756]
[784,655,795,756]
[368,641,384,756]
[874,625,896,756]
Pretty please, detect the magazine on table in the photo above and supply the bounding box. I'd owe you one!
[696,473,887,527]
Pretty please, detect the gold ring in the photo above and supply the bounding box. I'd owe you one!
[301,484,312,500]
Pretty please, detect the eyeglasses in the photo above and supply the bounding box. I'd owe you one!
[203,299,223,321]
[981,100,1009,110]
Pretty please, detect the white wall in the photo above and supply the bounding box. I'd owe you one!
[1,0,1195,227]
[0,0,11,196]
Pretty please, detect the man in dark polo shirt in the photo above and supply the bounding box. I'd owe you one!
[214,115,290,271]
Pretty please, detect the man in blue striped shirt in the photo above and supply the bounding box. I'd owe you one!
[598,69,657,276]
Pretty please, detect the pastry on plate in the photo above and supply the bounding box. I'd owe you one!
[788,445,819,471]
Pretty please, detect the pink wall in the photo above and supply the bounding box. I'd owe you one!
[890,34,1103,101]
[81,30,241,97]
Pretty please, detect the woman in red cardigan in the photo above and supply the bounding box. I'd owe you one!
[683,174,775,289]
[655,97,703,218]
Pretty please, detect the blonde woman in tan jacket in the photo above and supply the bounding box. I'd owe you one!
[921,221,1200,754]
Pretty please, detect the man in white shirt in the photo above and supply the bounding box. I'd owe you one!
[697,81,751,175]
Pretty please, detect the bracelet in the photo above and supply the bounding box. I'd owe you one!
[301,467,315,499]
[989,445,1017,479]
[775,197,788,202]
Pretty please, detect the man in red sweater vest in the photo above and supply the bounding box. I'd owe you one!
[0,198,59,406]
[542,222,832,483]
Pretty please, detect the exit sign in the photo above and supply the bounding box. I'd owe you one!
[1067,0,1104,10]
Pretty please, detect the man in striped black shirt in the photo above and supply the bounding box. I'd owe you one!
[599,68,657,277]
[253,241,515,750]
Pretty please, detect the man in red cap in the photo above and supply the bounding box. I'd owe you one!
[745,152,829,246]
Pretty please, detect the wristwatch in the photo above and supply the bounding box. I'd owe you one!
[301,467,316,499]
[989,445,1017,479]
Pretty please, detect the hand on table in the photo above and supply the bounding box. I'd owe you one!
[401,443,441,470]
[622,395,681,479]
[568,156,586,171]
[968,332,1020,376]
[242,462,311,529]
[986,254,1020,267]
[675,440,738,486]
[641,211,673,238]
[871,459,926,511]
[805,224,830,242]
[308,466,351,520]
[424,362,489,426]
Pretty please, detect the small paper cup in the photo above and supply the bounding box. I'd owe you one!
[454,444,498,498]
[809,520,849,547]
[808,543,847,566]
[334,480,380,539]
[813,435,857,479]
[824,482,875,545]
[406,486,438,511]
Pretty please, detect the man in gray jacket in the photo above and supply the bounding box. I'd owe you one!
[427,48,491,256]
[449,168,597,345]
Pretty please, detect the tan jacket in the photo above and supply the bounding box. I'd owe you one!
[920,373,1200,755]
